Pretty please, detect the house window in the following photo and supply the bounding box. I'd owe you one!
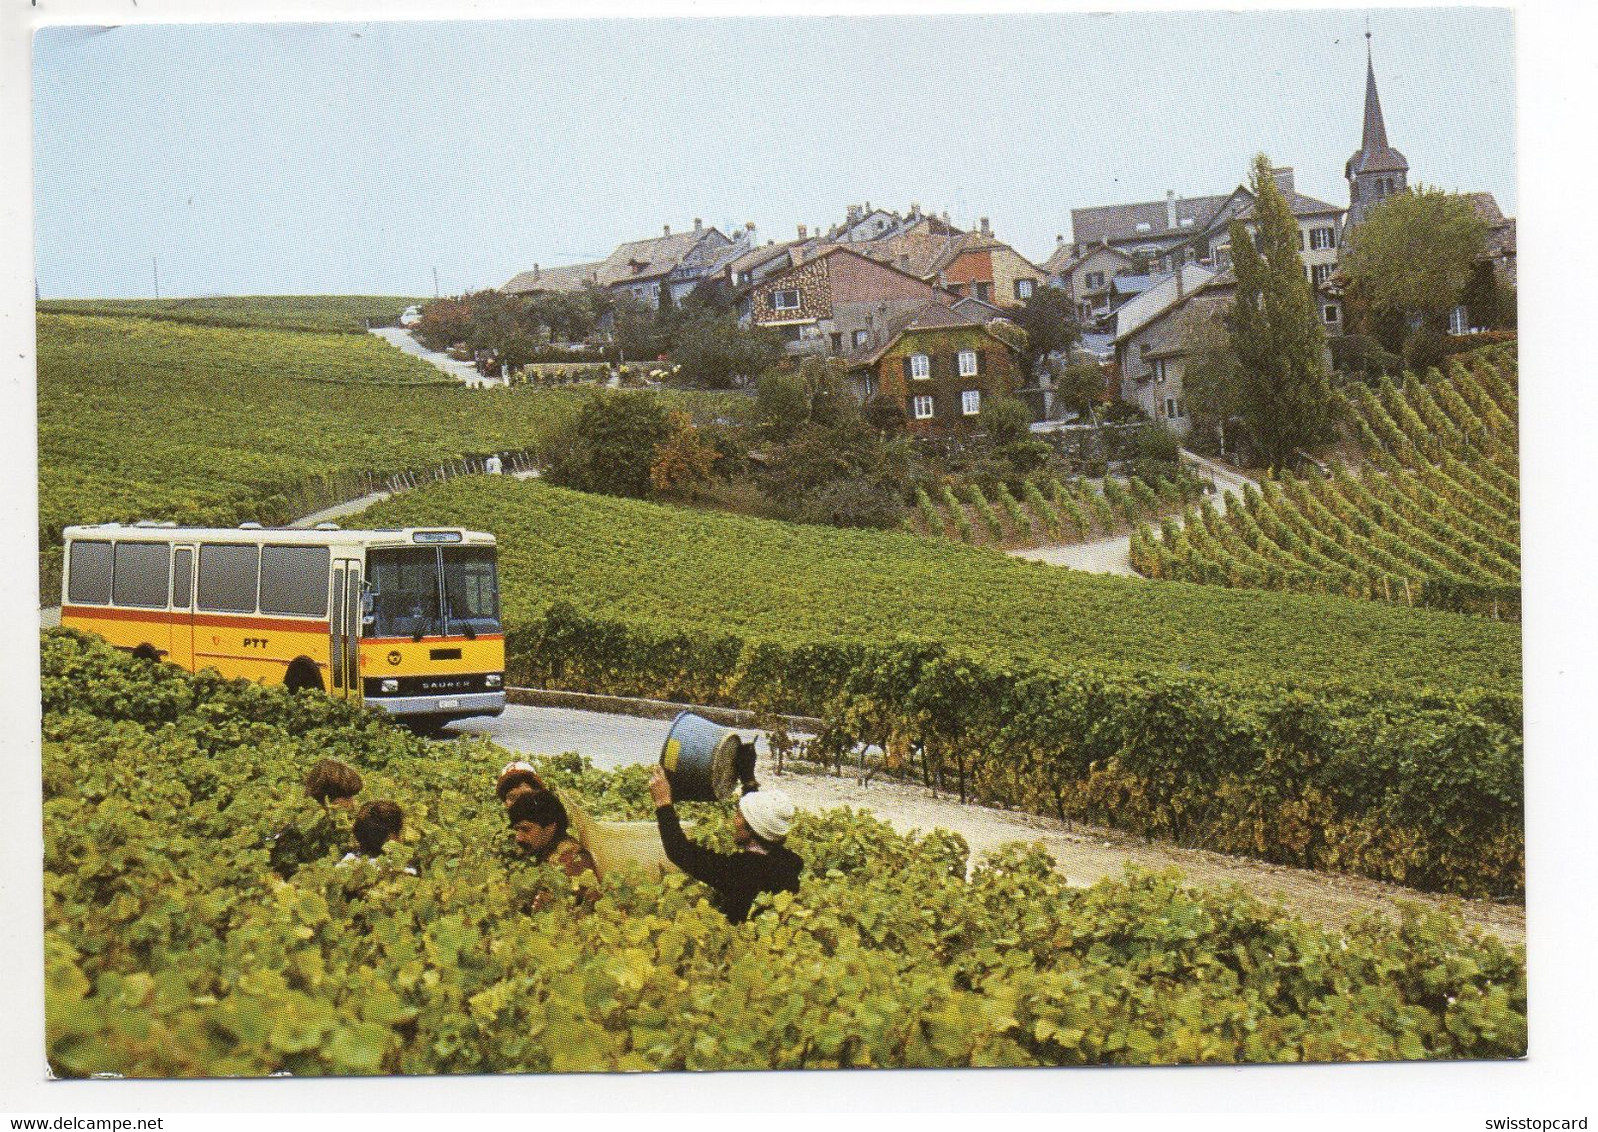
[1165,396,1181,420]
[1015,278,1035,300]
[1312,263,1333,287]
[1310,227,1335,250]
[1085,271,1105,289]
[1153,359,1168,384]
[830,332,843,352]
[912,395,935,420]
[772,289,800,311]
[1297,229,1306,251]
[853,329,869,348]
[973,282,992,302]
[910,353,931,379]
[1449,305,1470,335]
[961,390,982,416]
[958,349,978,377]
[1324,304,1340,324]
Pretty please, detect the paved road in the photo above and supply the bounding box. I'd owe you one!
[369,326,504,387]
[443,703,796,771]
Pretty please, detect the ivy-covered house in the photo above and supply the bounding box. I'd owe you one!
[844,300,1023,437]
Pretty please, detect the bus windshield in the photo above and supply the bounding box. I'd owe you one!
[367,545,500,639]
[441,547,500,636]
[368,547,442,639]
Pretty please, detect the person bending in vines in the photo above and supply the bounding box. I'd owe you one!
[269,758,363,878]
[649,741,802,925]
[506,787,598,908]
[340,800,417,875]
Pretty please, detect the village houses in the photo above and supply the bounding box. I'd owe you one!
[491,38,1513,443]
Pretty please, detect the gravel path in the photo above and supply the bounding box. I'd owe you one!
[369,326,504,387]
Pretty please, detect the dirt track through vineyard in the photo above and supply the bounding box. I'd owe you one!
[762,757,1526,946]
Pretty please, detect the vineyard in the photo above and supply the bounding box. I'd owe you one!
[36,295,423,335]
[41,631,1527,1074]
[908,472,1207,549]
[34,313,727,600]
[1131,348,1520,618]
[365,477,1522,897]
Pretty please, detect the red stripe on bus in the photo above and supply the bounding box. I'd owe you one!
[62,606,330,633]
[362,634,505,644]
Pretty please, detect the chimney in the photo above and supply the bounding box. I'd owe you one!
[745,221,757,246]
[693,217,703,233]
[664,224,671,236]
[798,224,807,239]
[847,204,862,223]
[1056,234,1064,245]
[910,202,921,217]
[533,263,540,280]
[979,216,992,237]
[1272,167,1295,194]
[1175,261,1186,300]
[1166,190,1177,230]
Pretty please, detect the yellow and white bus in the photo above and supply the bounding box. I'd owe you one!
[59,522,506,728]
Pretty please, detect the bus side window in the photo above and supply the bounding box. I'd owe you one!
[112,542,170,609]
[260,545,331,617]
[67,541,113,605]
[172,548,193,609]
[197,544,260,613]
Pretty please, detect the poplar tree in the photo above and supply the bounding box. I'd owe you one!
[1224,153,1334,467]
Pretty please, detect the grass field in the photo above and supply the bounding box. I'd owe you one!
[364,475,1521,697]
[37,295,424,334]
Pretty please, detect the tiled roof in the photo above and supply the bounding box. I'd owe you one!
[1071,193,1234,247]
[1113,264,1216,343]
[596,229,722,284]
[845,298,987,368]
[502,261,603,294]
[504,226,727,294]
[1234,190,1344,221]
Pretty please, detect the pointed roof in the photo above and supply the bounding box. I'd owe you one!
[1347,40,1409,177]
[845,298,1010,369]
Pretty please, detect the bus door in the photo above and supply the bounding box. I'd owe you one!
[330,559,363,701]
[168,545,196,670]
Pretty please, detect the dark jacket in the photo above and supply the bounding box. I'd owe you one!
[654,804,802,924]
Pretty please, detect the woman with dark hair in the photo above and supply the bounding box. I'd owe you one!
[269,758,364,878]
[507,787,597,906]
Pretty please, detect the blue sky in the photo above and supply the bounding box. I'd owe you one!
[32,8,1515,298]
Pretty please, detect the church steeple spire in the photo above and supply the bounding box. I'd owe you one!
[1345,32,1409,229]
[1361,35,1391,152]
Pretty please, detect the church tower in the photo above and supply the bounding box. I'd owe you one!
[1344,34,1409,231]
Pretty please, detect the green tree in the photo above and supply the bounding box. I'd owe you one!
[759,416,915,529]
[1341,186,1489,339]
[1051,361,1106,420]
[798,356,858,427]
[1177,307,1244,456]
[666,311,785,389]
[1010,285,1081,375]
[1223,153,1335,467]
[541,390,671,499]
[754,371,810,443]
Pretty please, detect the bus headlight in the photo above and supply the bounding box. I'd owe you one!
[380,678,399,694]
[484,673,503,689]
